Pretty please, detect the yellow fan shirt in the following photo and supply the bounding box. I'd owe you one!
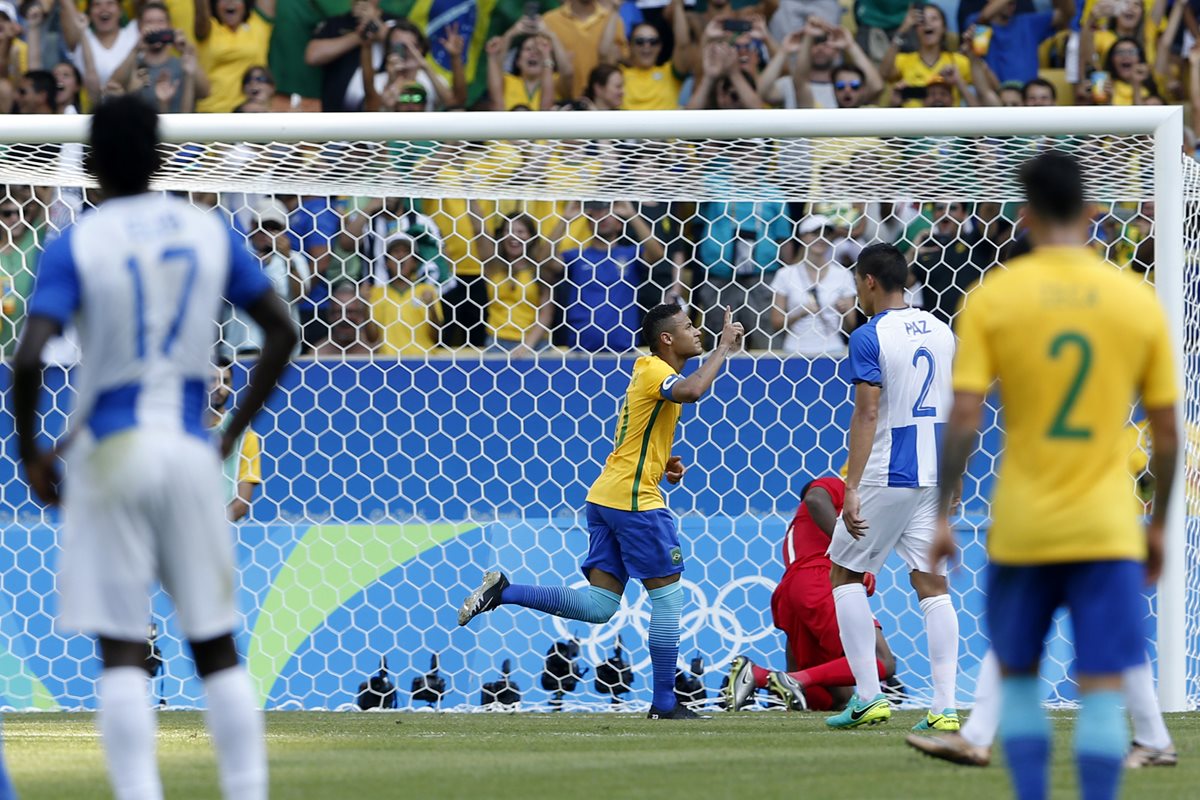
[893,51,971,107]
[369,281,442,356]
[196,9,272,113]
[620,63,682,110]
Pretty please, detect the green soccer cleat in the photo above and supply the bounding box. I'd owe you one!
[911,709,960,732]
[723,655,758,711]
[826,692,891,729]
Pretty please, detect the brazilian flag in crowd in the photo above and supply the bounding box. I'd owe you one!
[271,0,559,108]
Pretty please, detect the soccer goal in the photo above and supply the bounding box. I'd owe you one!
[0,107,1192,713]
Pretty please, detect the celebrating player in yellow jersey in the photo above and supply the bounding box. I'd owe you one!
[458,304,744,719]
[931,151,1179,800]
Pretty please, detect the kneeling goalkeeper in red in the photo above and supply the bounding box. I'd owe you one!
[724,476,896,711]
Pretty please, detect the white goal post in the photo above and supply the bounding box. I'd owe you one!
[0,106,1189,713]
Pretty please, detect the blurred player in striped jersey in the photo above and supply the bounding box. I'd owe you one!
[459,304,743,719]
[724,474,896,712]
[13,96,297,800]
[931,151,1178,800]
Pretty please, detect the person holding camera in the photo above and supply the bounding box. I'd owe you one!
[107,2,209,113]
[792,17,883,108]
[879,4,972,108]
[685,35,765,109]
[306,0,399,112]
[486,11,574,111]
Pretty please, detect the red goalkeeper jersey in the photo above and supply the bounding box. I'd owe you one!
[781,476,846,571]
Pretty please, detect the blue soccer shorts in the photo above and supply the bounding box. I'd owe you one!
[986,559,1147,676]
[580,502,684,585]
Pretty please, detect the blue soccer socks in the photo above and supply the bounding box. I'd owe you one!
[647,582,684,711]
[1000,676,1051,800]
[500,583,622,624]
[1075,690,1126,800]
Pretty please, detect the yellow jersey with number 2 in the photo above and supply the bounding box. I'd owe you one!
[586,355,683,512]
[953,245,1177,566]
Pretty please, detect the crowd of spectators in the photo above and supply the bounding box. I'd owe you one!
[0,0,1175,358]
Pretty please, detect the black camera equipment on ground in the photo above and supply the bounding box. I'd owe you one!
[674,654,706,707]
[541,638,587,710]
[410,653,446,708]
[356,655,397,710]
[480,658,521,707]
[594,635,634,703]
[145,620,166,707]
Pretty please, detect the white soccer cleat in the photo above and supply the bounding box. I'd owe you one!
[457,571,509,626]
[1125,742,1178,768]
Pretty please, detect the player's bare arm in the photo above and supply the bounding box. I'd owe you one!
[218,292,298,459]
[806,484,876,593]
[842,383,880,539]
[930,390,985,571]
[667,307,744,403]
[13,315,66,506]
[228,480,256,522]
[1144,404,1179,585]
[803,485,838,537]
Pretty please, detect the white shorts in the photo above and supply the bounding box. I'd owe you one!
[58,430,237,642]
[827,485,944,576]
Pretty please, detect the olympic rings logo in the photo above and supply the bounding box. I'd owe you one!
[550,575,781,674]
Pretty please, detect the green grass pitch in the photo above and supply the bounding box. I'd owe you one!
[6,710,1197,799]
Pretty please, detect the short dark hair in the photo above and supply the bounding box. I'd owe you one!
[86,95,161,197]
[390,19,429,54]
[208,0,254,21]
[23,70,56,106]
[854,243,908,292]
[241,65,274,87]
[139,1,170,21]
[1019,151,1085,224]
[642,303,684,355]
[833,64,865,84]
[584,64,621,101]
[1022,77,1056,102]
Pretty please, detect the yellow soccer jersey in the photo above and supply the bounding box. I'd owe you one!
[237,428,263,485]
[586,356,683,512]
[369,282,442,356]
[954,245,1177,565]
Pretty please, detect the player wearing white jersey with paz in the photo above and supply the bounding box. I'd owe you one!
[826,243,960,731]
[13,96,297,800]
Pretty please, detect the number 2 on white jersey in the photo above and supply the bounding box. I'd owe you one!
[911,346,936,418]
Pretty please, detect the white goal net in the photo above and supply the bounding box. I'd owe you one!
[0,108,1193,712]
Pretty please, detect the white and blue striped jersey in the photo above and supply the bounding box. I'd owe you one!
[847,307,955,488]
[26,194,272,443]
